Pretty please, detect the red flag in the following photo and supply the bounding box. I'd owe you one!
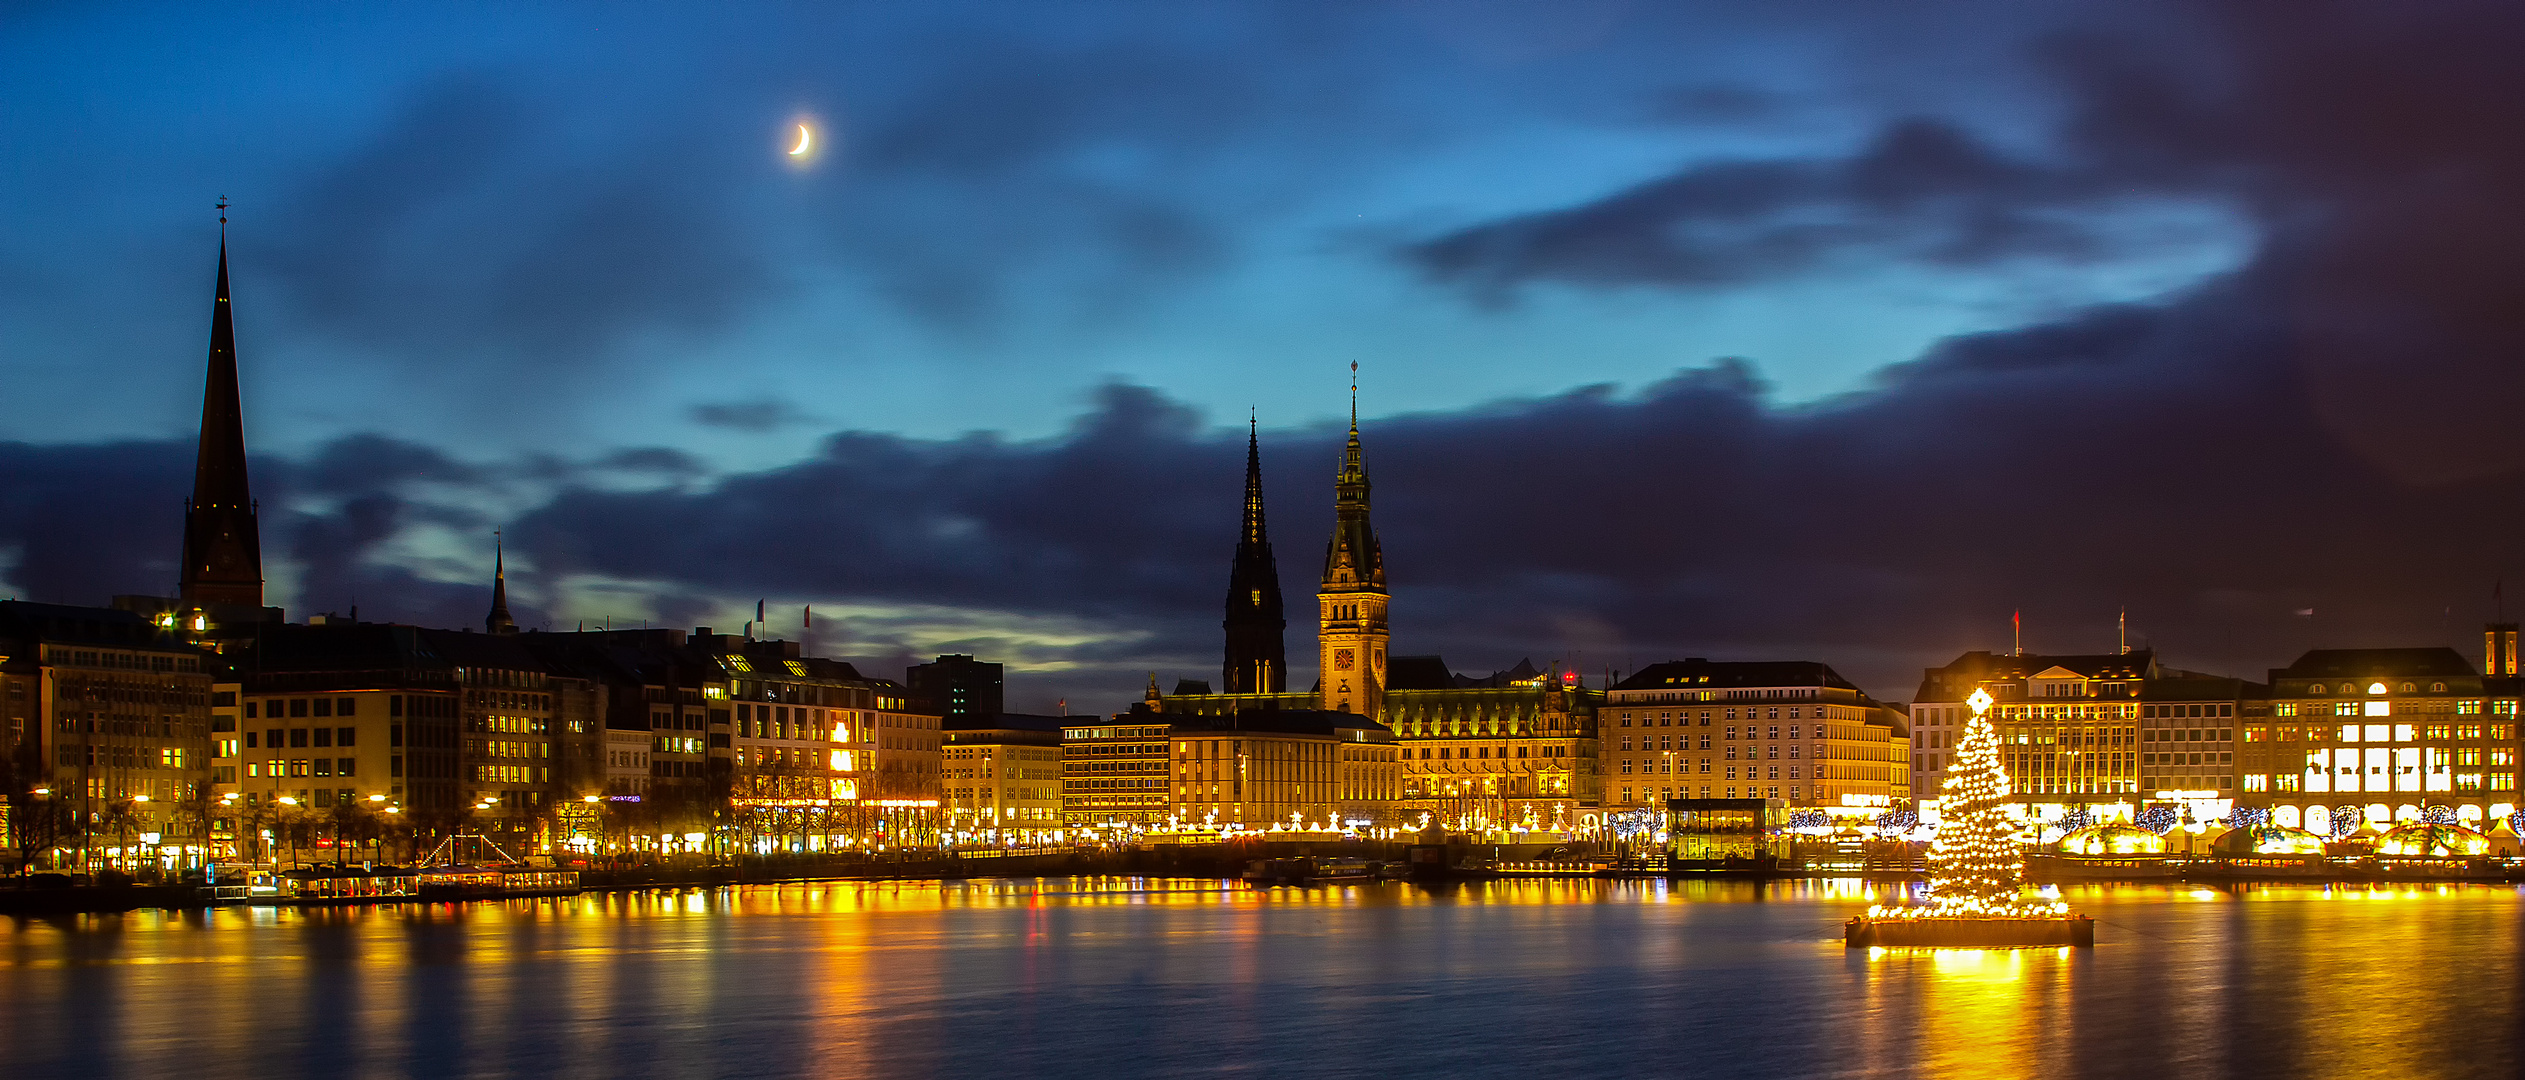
[805,605,812,628]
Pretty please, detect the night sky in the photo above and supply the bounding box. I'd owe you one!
[6,3,2524,712]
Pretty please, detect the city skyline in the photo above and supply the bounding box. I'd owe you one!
[9,3,2525,716]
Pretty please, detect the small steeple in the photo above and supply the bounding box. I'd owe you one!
[485,530,516,635]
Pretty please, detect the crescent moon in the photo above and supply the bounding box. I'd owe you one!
[789,124,812,156]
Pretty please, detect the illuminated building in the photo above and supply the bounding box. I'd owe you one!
[1062,717,1173,826]
[704,636,936,848]
[943,714,1065,843]
[1604,659,1906,816]
[603,726,651,797]
[1912,651,2173,810]
[906,654,1003,721]
[1222,418,1288,694]
[1317,404,1387,719]
[2137,673,2251,801]
[1146,396,1599,830]
[1167,714,1341,828]
[232,623,558,850]
[2237,642,2522,833]
[0,602,217,873]
[713,642,880,804]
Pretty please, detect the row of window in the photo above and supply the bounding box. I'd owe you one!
[1618,759,1816,781]
[247,726,358,749]
[55,746,189,768]
[246,758,358,778]
[1619,708,1834,727]
[2244,724,2517,744]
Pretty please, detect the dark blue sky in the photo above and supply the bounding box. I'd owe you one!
[5,3,2523,711]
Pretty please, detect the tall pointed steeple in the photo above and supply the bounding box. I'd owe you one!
[1319,363,1387,719]
[179,209,266,610]
[486,531,517,635]
[1222,410,1286,693]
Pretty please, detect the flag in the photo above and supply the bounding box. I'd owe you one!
[805,605,812,628]
[757,599,766,624]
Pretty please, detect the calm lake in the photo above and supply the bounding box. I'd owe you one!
[1,878,2516,1079]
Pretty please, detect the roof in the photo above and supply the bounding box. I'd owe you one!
[1914,650,2162,701]
[2138,675,2259,701]
[1387,655,1459,691]
[2271,648,2477,681]
[1170,708,1390,738]
[944,713,1066,746]
[1618,659,1862,693]
[1387,655,1556,690]
[946,712,1070,734]
[0,601,206,658]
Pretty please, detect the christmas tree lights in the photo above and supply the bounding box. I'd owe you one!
[1869,687,2067,920]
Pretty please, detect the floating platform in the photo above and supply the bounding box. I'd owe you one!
[1845,915,2094,948]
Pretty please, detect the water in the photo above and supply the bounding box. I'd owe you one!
[1,878,2517,1079]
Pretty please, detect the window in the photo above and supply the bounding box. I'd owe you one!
[339,758,357,776]
[290,699,308,718]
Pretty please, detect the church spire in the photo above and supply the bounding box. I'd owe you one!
[179,206,266,610]
[1318,363,1387,719]
[486,530,517,635]
[1222,409,1286,693]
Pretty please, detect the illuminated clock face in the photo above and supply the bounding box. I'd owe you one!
[1333,649,1355,671]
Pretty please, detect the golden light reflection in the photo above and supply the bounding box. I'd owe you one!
[1,879,2518,1079]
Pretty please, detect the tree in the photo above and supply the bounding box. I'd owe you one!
[1879,689,2064,919]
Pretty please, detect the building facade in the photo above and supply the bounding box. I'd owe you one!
[906,654,1003,721]
[2238,644,2522,832]
[943,714,1065,843]
[1912,651,2159,807]
[0,602,217,874]
[1062,716,1172,827]
[1602,660,1907,816]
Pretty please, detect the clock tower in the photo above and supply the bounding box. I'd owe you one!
[1318,371,1387,720]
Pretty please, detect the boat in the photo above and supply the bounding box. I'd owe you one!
[414,834,582,900]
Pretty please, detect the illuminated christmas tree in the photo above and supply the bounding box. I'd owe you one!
[1873,687,2064,920]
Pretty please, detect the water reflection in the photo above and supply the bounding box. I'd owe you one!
[2,880,2519,1080]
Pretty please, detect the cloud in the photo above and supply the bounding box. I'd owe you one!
[15,2,2525,714]
[263,74,775,374]
[690,399,819,433]
[1405,117,2194,301]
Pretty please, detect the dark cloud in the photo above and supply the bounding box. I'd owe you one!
[264,74,773,374]
[0,440,190,603]
[690,399,818,433]
[1406,117,2165,301]
[13,3,2525,713]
